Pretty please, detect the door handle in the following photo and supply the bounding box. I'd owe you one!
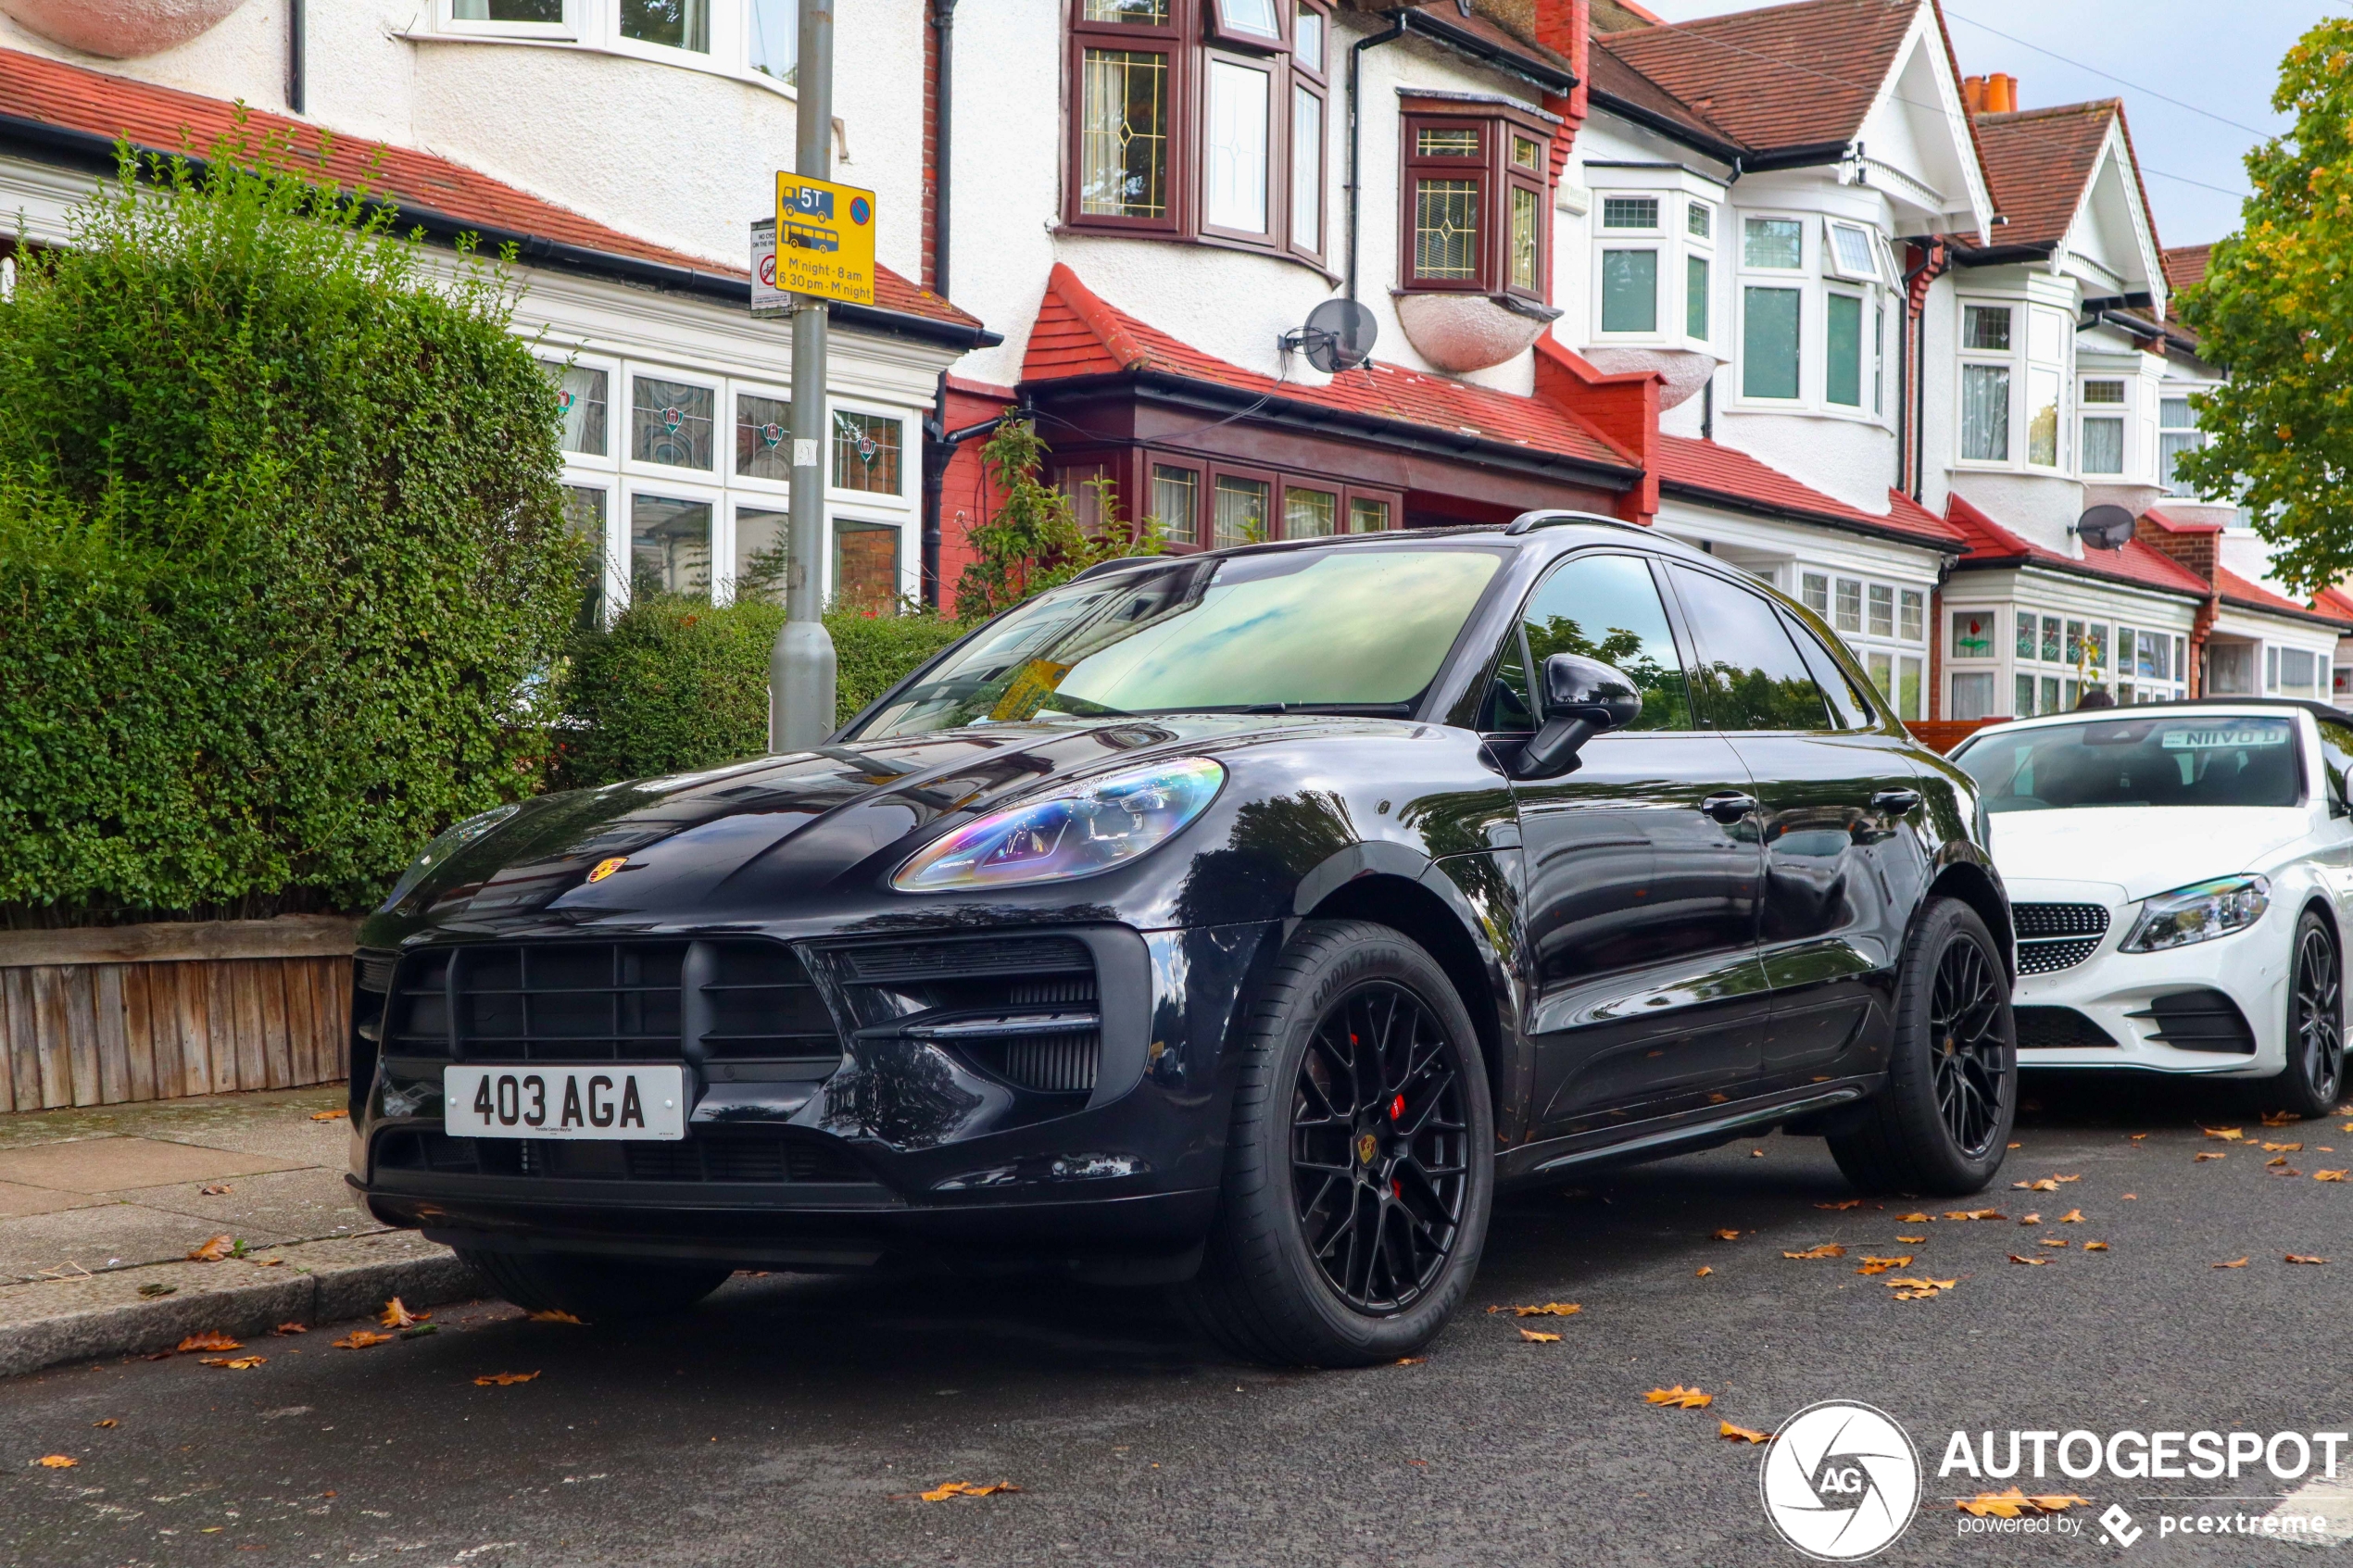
[1870,788,1923,815]
[1700,792,1759,824]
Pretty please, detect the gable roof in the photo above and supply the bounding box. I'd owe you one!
[1970,101,2115,249]
[0,46,987,342]
[1655,436,1964,551]
[1944,493,2210,597]
[1595,0,1923,155]
[1021,263,1640,474]
[2214,566,2353,632]
[2312,584,2353,625]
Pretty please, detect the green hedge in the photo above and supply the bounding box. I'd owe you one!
[0,136,584,924]
[555,599,971,785]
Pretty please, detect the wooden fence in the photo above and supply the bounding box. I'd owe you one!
[0,918,359,1112]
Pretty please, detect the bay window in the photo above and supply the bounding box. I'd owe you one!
[1825,291,1864,407]
[1067,0,1331,265]
[1739,217,1804,400]
[622,0,707,51]
[1958,298,2073,470]
[2081,378,2125,474]
[1598,195,1660,334]
[1400,102,1554,300]
[2160,395,2208,496]
[2026,307,2068,469]
[1061,449,1398,553]
[1958,303,2012,462]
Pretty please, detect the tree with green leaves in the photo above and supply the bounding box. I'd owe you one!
[952,417,1158,622]
[2176,16,2353,593]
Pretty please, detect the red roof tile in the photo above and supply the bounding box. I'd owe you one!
[1944,492,2208,596]
[2163,244,2212,296]
[2312,584,2353,623]
[0,46,978,330]
[1585,42,1739,150]
[2214,566,2353,629]
[1021,264,1638,472]
[1655,435,1963,548]
[1972,101,2116,249]
[1596,0,1922,152]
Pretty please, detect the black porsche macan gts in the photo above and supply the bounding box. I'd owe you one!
[348,512,2017,1365]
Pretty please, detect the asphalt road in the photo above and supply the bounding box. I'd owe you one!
[5,1076,2350,1568]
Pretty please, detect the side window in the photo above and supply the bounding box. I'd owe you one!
[1666,565,1834,732]
[1514,553,1693,731]
[1780,607,1877,730]
[2316,720,2353,810]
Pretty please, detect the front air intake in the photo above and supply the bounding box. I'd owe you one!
[827,935,1101,1096]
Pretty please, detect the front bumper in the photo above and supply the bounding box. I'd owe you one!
[2009,881,2288,1076]
[348,920,1280,1267]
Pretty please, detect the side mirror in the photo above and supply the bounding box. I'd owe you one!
[1515,655,1642,779]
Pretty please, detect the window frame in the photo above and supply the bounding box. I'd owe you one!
[1205,459,1280,550]
[1067,5,1189,238]
[1477,549,1702,737]
[538,347,619,468]
[624,367,723,478]
[442,0,575,40]
[728,380,794,495]
[1200,48,1279,245]
[1398,99,1555,302]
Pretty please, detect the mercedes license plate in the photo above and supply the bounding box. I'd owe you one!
[443,1065,687,1141]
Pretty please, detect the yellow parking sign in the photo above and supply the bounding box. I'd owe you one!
[773,172,876,306]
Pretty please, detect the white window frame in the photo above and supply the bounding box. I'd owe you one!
[825,398,915,508]
[442,0,577,40]
[827,513,914,610]
[728,381,796,499]
[622,477,725,606]
[2023,304,2071,472]
[1822,218,1884,285]
[1956,298,2017,468]
[540,347,620,470]
[1593,192,1666,342]
[623,366,725,481]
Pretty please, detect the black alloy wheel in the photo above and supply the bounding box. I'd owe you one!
[1187,919,1494,1367]
[1290,981,1472,1314]
[1929,930,2009,1159]
[2276,910,2344,1118]
[1826,896,2017,1195]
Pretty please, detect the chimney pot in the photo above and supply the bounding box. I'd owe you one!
[1988,73,2018,113]
[1963,74,1985,113]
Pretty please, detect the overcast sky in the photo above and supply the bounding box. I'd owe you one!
[1630,0,2329,247]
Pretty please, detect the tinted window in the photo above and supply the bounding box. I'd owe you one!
[1666,565,1833,731]
[1954,715,2304,811]
[852,546,1504,737]
[2318,720,2353,809]
[1780,607,1876,729]
[1485,553,1692,732]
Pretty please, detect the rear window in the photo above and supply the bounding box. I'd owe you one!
[1953,715,2304,811]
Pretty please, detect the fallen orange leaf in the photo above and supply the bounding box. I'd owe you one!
[92,1420,116,1429]
[1853,1256,1914,1275]
[2316,1171,2347,1182]
[917,1481,1021,1501]
[527,1310,585,1324]
[2013,1178,2058,1192]
[2263,1142,2304,1152]
[175,1331,242,1353]
[1518,1328,1562,1343]
[2260,1110,2297,1127]
[309,1109,348,1122]
[2038,1238,2068,1248]
[1896,1235,1928,1244]
[2052,1173,2081,1183]
[1644,1386,1712,1409]
[2057,1210,2083,1223]
[474,1371,541,1386]
[1885,1276,1958,1290]
[1782,1243,1847,1260]
[1712,1229,1741,1241]
[2019,1213,2041,1225]
[1510,1302,1581,1317]
[2204,1126,2246,1141]
[2007,1254,2049,1266]
[1749,1149,1765,1158]
[1946,1210,2003,1221]
[2213,1257,2249,1269]
[332,1330,394,1350]
[2083,1241,2110,1251]
[272,1323,307,1336]
[197,1356,265,1370]
[1719,1422,1774,1444]
[2195,1152,2227,1162]
[185,1235,233,1262]
[1959,1489,2092,1516]
[198,1184,231,1196]
[36,1455,76,1468]
[2028,1494,2093,1512]
[1896,1212,1933,1223]
[2286,1254,2328,1265]
[1815,1199,1862,1210]
[378,1298,426,1329]
[1394,1357,1426,1365]
[1694,1266,1713,1277]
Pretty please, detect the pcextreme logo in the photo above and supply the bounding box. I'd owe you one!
[1759,1400,1923,1561]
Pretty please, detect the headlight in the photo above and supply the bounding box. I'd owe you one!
[2119,874,2270,953]
[378,804,522,910]
[891,757,1225,892]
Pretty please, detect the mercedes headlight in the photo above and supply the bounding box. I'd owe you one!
[891,757,1225,892]
[2119,874,2270,953]
[379,804,522,910]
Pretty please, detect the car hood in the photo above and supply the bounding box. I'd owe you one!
[365,712,1410,943]
[1987,806,2314,902]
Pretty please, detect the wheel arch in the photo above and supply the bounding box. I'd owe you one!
[1926,860,2015,983]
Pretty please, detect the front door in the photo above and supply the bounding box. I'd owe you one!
[1486,552,1770,1135]
[1664,564,1927,1085]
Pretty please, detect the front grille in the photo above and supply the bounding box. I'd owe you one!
[826,935,1101,1096]
[374,1130,868,1184]
[2131,989,2257,1054]
[2014,902,2111,939]
[2019,937,2103,975]
[2014,1006,2117,1049]
[380,939,839,1068]
[2013,903,2110,975]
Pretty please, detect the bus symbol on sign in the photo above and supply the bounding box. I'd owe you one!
[786,183,835,222]
[770,172,875,306]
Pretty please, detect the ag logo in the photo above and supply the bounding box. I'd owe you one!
[1758,1400,1920,1561]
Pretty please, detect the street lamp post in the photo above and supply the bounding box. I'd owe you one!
[769,0,839,753]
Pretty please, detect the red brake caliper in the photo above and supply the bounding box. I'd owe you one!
[1389,1094,1407,1198]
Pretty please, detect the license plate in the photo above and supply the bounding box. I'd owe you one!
[443,1065,687,1141]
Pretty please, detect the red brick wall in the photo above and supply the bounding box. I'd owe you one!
[933,379,1015,611]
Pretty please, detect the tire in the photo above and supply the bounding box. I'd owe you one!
[2270,909,2345,1120]
[456,1248,733,1322]
[1183,919,1494,1368]
[1827,896,2017,1196]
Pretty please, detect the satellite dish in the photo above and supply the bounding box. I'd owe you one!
[1293,297,1378,373]
[2074,503,2136,551]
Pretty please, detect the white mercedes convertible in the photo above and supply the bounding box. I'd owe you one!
[1949,701,2352,1115]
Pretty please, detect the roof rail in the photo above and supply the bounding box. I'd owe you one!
[1502,508,1652,537]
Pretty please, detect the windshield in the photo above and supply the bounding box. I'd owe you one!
[1952,714,2305,811]
[849,546,1506,738]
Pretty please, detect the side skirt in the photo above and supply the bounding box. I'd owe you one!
[1495,1075,1882,1187]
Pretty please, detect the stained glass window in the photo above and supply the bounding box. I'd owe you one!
[1416,128,1479,157]
[736,393,791,481]
[539,359,606,456]
[1347,496,1390,533]
[832,411,902,495]
[1416,180,1479,280]
[631,377,714,470]
[1510,186,1541,292]
[1079,49,1169,218]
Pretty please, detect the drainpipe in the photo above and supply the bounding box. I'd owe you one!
[1346,15,1410,307]
[920,396,1016,611]
[1900,239,1948,500]
[286,0,306,116]
[928,0,957,299]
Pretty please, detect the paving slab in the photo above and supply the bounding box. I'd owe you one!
[0,1136,306,1193]
[108,1166,365,1236]
[0,1182,105,1220]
